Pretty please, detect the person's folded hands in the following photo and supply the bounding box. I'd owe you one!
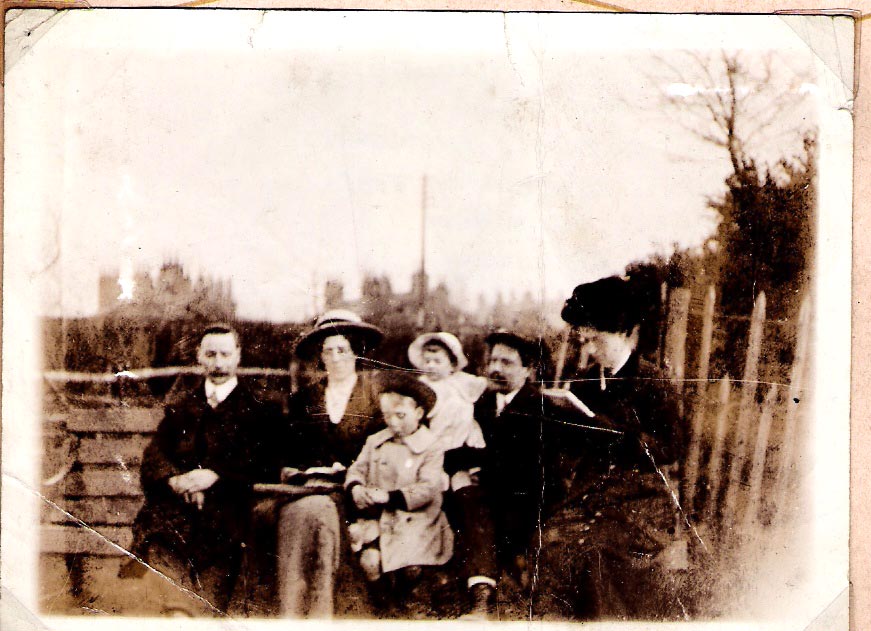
[169,468,219,495]
[368,487,390,504]
[351,484,374,509]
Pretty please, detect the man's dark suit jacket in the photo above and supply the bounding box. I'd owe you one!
[131,378,278,571]
[470,382,570,560]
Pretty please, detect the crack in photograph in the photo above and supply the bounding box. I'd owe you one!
[2,8,851,628]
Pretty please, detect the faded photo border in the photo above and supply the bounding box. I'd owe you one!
[0,4,861,631]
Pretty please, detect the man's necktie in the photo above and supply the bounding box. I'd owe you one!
[207,391,220,409]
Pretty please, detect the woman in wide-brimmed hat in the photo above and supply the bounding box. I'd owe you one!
[294,309,384,364]
[289,309,385,465]
[268,309,385,618]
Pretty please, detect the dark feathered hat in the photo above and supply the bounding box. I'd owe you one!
[560,275,647,333]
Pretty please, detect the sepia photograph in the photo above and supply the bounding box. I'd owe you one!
[2,8,852,628]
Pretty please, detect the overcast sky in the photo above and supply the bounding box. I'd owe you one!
[6,11,817,322]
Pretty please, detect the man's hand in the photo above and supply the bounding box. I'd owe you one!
[168,469,220,495]
[168,474,187,495]
[184,468,219,492]
[184,491,206,510]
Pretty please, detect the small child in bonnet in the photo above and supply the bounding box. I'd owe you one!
[408,332,487,491]
[409,332,499,616]
[344,372,454,595]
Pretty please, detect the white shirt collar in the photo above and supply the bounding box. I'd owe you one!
[496,388,521,415]
[608,347,633,377]
[205,376,238,405]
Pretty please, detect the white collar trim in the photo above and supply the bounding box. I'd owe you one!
[205,376,238,404]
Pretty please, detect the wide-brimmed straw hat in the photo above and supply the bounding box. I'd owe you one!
[408,332,469,371]
[294,309,384,359]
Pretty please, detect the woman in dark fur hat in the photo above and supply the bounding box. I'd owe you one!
[535,275,687,621]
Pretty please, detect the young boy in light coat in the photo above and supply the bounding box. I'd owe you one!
[344,372,453,587]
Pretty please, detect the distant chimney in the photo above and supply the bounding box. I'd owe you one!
[324,279,345,309]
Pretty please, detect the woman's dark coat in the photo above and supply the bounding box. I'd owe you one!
[241,370,383,615]
[283,370,383,470]
[535,356,688,620]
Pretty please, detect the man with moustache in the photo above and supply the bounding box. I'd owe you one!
[475,332,570,574]
[453,330,571,616]
[123,323,275,616]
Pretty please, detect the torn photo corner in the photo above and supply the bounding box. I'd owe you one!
[2,8,852,630]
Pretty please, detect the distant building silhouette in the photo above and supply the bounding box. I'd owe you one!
[322,271,462,334]
[319,271,563,339]
[323,279,345,310]
[98,260,235,321]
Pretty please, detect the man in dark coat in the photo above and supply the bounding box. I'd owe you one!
[473,332,568,574]
[125,324,276,616]
[444,330,572,617]
[534,275,687,620]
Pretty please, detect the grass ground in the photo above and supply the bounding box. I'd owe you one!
[40,554,568,620]
[38,518,805,621]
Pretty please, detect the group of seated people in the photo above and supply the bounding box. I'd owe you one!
[120,275,687,620]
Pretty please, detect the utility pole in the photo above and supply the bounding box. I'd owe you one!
[416,175,427,329]
[309,270,317,320]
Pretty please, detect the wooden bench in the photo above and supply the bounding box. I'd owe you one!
[41,371,292,561]
[41,407,161,568]
[40,398,334,606]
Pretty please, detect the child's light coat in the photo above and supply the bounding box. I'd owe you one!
[345,425,454,573]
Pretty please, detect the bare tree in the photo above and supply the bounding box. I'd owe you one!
[655,50,813,183]
[651,50,817,380]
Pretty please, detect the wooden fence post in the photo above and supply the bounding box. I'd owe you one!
[682,285,716,519]
[656,281,668,368]
[773,297,812,520]
[553,327,571,388]
[663,288,692,396]
[723,292,766,527]
[741,384,779,534]
[705,376,732,525]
